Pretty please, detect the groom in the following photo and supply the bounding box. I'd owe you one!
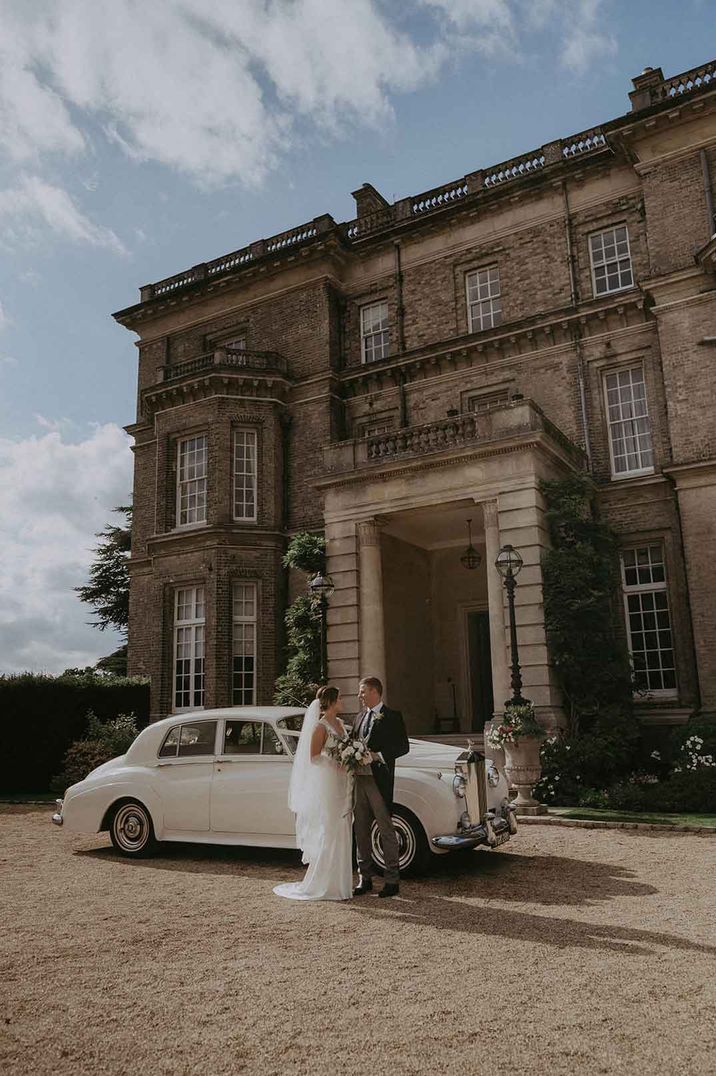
[353,676,410,898]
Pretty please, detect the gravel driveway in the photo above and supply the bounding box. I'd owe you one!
[1,805,715,1075]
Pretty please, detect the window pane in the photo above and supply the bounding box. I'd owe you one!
[621,545,676,693]
[178,722,216,757]
[262,725,286,756]
[174,586,205,710]
[590,225,633,295]
[158,726,181,758]
[233,582,257,705]
[178,435,208,525]
[361,302,389,363]
[223,721,262,754]
[466,267,501,333]
[605,367,653,476]
[234,429,258,521]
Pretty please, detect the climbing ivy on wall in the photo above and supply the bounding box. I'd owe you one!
[273,533,326,706]
[540,474,635,736]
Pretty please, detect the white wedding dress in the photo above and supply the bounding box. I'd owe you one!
[273,703,353,902]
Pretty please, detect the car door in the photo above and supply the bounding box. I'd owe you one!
[156,720,217,832]
[210,719,294,836]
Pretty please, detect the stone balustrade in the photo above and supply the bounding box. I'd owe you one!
[561,127,607,159]
[482,149,546,189]
[629,59,715,111]
[161,347,287,382]
[654,59,715,103]
[137,57,715,302]
[322,399,585,475]
[142,215,334,301]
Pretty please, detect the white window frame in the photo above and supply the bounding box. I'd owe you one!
[589,224,633,297]
[176,434,208,527]
[603,365,654,479]
[173,586,205,712]
[222,336,246,351]
[357,420,394,439]
[233,428,258,522]
[621,545,677,698]
[465,388,510,413]
[360,301,389,364]
[232,582,257,705]
[466,266,502,333]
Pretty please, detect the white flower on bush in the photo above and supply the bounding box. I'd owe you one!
[650,750,661,760]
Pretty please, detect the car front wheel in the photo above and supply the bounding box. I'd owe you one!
[109,800,158,858]
[370,807,430,876]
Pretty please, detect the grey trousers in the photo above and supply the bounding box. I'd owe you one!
[354,774,400,885]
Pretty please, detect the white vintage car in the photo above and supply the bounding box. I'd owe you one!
[52,707,517,873]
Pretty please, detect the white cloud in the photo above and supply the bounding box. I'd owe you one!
[0,355,18,367]
[0,422,133,673]
[0,297,7,330]
[0,175,126,254]
[0,1,616,194]
[560,0,617,72]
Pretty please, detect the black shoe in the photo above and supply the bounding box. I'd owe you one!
[379,882,400,898]
[353,878,373,896]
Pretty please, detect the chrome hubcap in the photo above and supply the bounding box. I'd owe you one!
[370,815,416,872]
[113,804,148,852]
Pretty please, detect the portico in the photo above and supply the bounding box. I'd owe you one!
[318,399,584,734]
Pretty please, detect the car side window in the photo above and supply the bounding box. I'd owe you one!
[158,725,181,758]
[223,721,262,754]
[178,722,217,757]
[262,725,286,756]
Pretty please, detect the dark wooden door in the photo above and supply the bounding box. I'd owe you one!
[467,611,494,732]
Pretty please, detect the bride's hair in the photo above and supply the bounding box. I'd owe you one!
[316,685,339,712]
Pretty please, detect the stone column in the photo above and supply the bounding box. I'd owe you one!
[356,519,387,689]
[482,499,509,714]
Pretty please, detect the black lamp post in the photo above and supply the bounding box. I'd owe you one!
[309,572,335,684]
[495,544,530,707]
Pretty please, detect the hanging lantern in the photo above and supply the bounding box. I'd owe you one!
[460,518,482,570]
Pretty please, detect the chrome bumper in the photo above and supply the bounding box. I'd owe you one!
[432,803,517,850]
[51,799,63,827]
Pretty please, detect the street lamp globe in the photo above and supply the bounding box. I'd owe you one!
[495,544,523,578]
[308,572,335,600]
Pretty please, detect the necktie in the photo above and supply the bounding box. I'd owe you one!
[361,708,373,739]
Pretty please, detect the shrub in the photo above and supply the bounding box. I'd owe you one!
[534,705,642,806]
[0,671,149,793]
[51,712,140,793]
[540,716,716,814]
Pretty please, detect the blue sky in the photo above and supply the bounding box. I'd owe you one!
[0,0,712,673]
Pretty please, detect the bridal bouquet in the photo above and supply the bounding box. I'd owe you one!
[324,735,373,773]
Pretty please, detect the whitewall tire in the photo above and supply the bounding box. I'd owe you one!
[109,800,158,858]
[370,807,430,875]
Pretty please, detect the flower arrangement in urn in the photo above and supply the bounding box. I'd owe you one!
[488,703,547,814]
[487,703,545,750]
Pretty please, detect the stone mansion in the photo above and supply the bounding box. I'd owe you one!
[114,59,716,734]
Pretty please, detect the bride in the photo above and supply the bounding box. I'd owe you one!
[273,685,353,902]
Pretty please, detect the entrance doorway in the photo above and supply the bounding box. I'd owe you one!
[467,611,494,731]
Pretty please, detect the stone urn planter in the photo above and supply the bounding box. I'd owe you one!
[503,735,547,815]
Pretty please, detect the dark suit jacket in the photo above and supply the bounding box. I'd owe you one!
[355,704,410,809]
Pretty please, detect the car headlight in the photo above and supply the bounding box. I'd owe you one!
[452,772,466,798]
[486,763,500,787]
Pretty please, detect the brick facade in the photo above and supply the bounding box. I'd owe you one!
[115,59,716,726]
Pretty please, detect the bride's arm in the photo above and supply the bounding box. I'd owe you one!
[310,723,328,761]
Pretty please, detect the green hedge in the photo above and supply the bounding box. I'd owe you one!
[0,673,150,793]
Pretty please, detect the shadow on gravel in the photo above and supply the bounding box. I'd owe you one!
[350,895,716,957]
[75,841,659,911]
[75,841,302,881]
[424,848,659,906]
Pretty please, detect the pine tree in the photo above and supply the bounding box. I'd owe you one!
[76,506,132,649]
